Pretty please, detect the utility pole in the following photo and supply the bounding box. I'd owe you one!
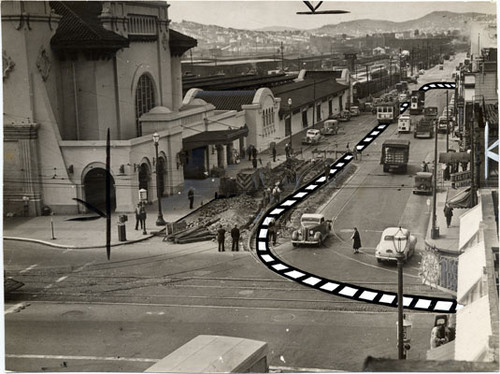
[446,90,449,152]
[366,65,370,96]
[281,41,284,71]
[410,48,414,76]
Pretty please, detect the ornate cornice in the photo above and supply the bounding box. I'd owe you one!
[4,122,40,140]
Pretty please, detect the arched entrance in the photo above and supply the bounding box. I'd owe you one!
[139,163,150,193]
[83,168,116,212]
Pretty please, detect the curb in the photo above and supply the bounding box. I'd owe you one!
[3,233,155,250]
[3,198,213,250]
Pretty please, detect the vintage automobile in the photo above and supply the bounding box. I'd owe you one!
[413,172,433,194]
[320,119,339,136]
[291,213,332,247]
[302,129,321,145]
[337,110,351,122]
[437,116,449,133]
[375,227,417,263]
[349,106,361,117]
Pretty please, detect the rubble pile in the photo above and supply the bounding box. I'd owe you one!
[167,195,259,245]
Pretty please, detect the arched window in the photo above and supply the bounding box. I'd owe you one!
[135,74,156,137]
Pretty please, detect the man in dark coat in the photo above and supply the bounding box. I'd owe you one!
[272,146,277,162]
[217,225,226,252]
[135,203,142,230]
[444,203,454,228]
[351,227,361,254]
[251,146,258,161]
[188,187,194,209]
[231,224,240,252]
[268,219,277,245]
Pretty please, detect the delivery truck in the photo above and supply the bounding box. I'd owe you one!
[381,139,411,173]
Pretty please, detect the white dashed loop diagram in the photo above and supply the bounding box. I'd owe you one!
[256,82,462,314]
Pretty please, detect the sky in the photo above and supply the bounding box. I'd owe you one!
[168,0,498,30]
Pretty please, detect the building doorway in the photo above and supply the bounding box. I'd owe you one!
[139,163,150,200]
[83,168,116,212]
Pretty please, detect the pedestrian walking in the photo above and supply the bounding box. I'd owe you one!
[252,158,258,169]
[139,204,147,234]
[421,161,429,172]
[231,224,240,251]
[217,224,226,252]
[188,187,194,209]
[444,203,454,228]
[444,164,451,181]
[324,162,330,181]
[351,227,361,254]
[251,146,257,161]
[247,145,253,161]
[268,218,277,245]
[285,144,290,159]
[272,184,281,204]
[272,146,277,162]
[135,203,143,230]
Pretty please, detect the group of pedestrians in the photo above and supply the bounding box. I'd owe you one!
[216,224,240,252]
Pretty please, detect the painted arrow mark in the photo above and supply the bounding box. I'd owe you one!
[256,82,462,313]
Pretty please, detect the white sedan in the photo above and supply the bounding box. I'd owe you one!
[375,227,417,263]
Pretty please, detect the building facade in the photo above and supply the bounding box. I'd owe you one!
[3,1,199,215]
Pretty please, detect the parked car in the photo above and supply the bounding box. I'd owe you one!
[302,129,321,145]
[375,227,417,263]
[291,213,332,247]
[349,106,360,117]
[413,172,433,195]
[320,119,339,136]
[332,110,351,122]
[437,116,449,133]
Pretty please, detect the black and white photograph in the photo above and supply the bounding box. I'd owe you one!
[2,0,499,372]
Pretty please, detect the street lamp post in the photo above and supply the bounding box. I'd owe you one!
[431,112,439,239]
[394,227,406,360]
[153,132,166,226]
[288,98,293,152]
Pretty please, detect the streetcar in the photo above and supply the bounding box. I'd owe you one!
[376,98,400,123]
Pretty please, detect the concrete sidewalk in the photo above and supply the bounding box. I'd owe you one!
[424,130,467,254]
[2,115,364,250]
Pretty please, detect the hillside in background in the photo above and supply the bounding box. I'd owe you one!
[313,11,495,37]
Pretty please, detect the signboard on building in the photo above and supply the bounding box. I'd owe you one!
[451,171,472,187]
[421,246,458,293]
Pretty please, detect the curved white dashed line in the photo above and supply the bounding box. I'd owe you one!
[256,82,462,313]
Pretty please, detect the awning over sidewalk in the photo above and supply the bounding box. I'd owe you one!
[447,187,472,209]
[182,126,249,151]
[439,152,470,163]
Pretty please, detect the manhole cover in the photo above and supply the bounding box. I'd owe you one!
[271,313,296,322]
[61,310,85,318]
[238,290,254,296]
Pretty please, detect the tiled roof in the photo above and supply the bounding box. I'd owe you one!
[50,1,129,50]
[272,78,348,116]
[194,90,256,111]
[170,29,197,57]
